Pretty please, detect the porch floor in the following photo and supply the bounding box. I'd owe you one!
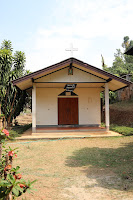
[36,126,106,132]
[16,126,121,140]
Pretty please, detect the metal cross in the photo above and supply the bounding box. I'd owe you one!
[65,43,78,57]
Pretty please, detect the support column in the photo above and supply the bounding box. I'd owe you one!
[105,83,110,131]
[32,84,36,133]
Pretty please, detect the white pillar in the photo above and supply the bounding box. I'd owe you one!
[105,83,110,131]
[32,84,36,133]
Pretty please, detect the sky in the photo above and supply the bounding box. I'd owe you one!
[0,0,133,72]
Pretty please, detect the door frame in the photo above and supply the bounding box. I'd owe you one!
[58,97,79,125]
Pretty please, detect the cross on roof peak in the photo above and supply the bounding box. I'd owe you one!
[65,43,78,57]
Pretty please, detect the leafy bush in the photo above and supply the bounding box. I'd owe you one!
[0,128,36,199]
[0,114,4,119]
[9,124,32,139]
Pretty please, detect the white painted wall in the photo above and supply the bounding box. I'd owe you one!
[77,88,101,125]
[36,87,101,126]
[35,67,104,83]
[36,88,59,125]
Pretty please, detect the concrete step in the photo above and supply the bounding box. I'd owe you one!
[33,129,107,134]
[17,131,121,140]
[32,129,106,135]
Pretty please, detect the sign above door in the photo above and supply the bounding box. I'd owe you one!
[58,84,78,96]
[64,84,77,91]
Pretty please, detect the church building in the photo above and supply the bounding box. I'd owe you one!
[13,57,131,133]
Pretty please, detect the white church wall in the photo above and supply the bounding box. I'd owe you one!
[36,87,101,126]
[36,88,60,126]
[77,88,101,125]
[35,67,104,83]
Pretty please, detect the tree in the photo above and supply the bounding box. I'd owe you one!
[112,49,127,76]
[122,36,130,50]
[122,36,133,51]
[1,40,13,51]
[0,40,30,127]
[102,36,133,81]
[122,37,133,79]
[13,51,26,78]
[101,36,133,103]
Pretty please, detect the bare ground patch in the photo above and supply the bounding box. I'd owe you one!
[63,172,133,200]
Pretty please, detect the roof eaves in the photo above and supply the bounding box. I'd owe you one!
[124,47,133,55]
[12,58,72,85]
[73,58,132,85]
[12,57,132,86]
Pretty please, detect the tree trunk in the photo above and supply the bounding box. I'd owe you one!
[7,121,12,129]
[7,91,17,127]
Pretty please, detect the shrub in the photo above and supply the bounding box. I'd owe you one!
[110,125,133,136]
[0,128,36,199]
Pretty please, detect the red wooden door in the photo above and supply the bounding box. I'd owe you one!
[58,98,78,125]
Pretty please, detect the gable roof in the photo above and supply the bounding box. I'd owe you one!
[12,57,132,91]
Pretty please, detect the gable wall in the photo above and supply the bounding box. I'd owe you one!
[35,67,104,83]
[36,87,101,126]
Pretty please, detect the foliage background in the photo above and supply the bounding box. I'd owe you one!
[0,40,31,126]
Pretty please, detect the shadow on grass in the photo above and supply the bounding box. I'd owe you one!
[66,142,133,191]
[9,124,31,139]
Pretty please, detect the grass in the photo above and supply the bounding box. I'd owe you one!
[66,141,133,179]
[101,123,133,136]
[7,137,133,199]
[9,124,31,138]
[110,125,133,136]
